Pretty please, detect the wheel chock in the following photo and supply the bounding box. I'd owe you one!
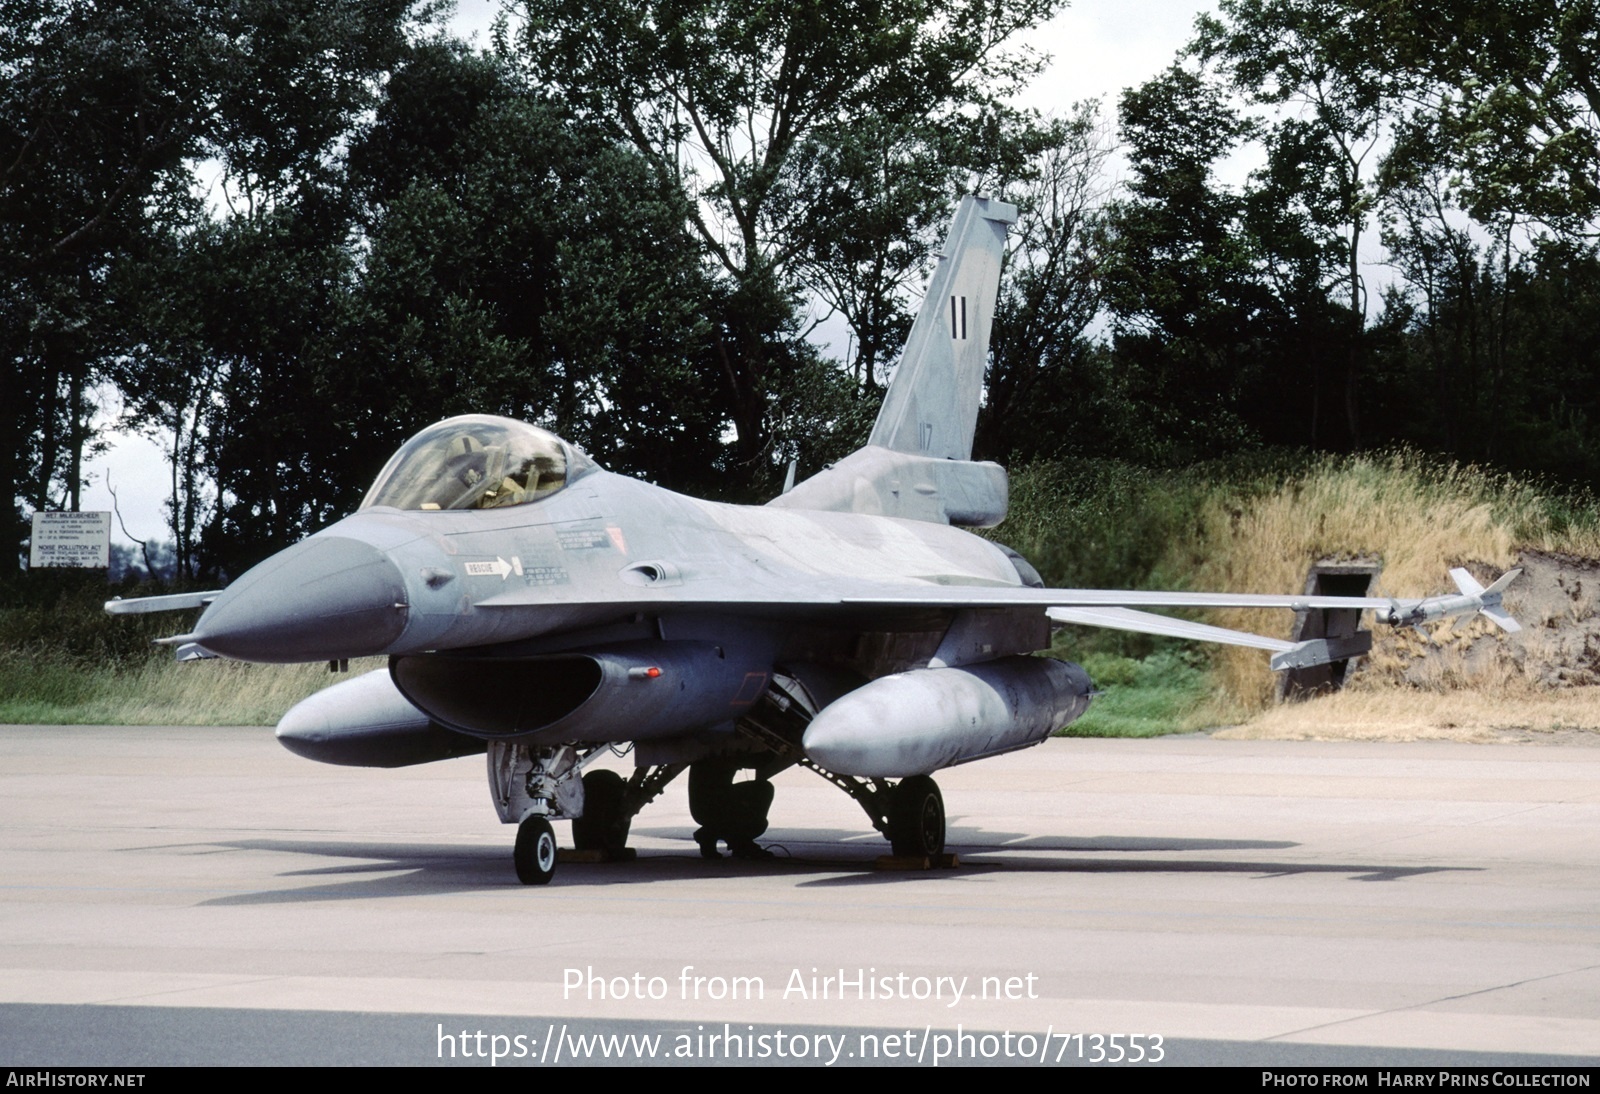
[558,847,637,864]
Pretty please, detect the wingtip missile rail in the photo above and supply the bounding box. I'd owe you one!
[1381,568,1523,634]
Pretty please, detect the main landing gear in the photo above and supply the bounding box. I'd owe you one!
[735,673,950,863]
[491,742,951,883]
[799,763,950,862]
[885,775,946,859]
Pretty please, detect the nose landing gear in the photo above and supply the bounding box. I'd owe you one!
[513,816,558,885]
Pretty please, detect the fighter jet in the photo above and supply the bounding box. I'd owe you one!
[107,196,1520,884]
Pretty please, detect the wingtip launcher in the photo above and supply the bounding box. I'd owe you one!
[1381,568,1523,634]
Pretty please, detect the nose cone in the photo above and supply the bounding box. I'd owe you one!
[194,536,408,662]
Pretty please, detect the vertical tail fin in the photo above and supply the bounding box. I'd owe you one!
[771,195,1016,526]
[868,195,1018,461]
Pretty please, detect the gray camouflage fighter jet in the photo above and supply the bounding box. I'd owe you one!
[107,196,1520,884]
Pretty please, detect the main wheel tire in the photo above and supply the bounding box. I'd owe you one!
[571,769,631,856]
[887,775,945,858]
[514,816,558,885]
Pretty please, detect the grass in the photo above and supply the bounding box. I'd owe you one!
[1184,453,1600,709]
[1190,454,1600,710]
[0,571,388,725]
[1058,649,1238,737]
[1214,686,1600,742]
[0,650,386,725]
[997,450,1600,736]
[7,450,1600,733]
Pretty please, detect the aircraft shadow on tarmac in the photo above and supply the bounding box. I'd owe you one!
[188,818,1474,904]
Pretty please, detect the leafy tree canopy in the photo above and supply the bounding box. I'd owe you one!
[506,0,1065,472]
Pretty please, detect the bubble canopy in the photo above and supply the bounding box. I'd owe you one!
[361,416,591,512]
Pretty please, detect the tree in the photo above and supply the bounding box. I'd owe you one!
[784,115,954,396]
[1082,0,1600,482]
[1310,0,1600,480]
[205,0,417,214]
[108,198,222,581]
[977,104,1118,463]
[1369,208,1600,484]
[1,0,226,568]
[1361,0,1600,238]
[2,0,424,574]
[347,42,726,494]
[1100,66,1267,462]
[507,0,1064,473]
[1196,0,1407,449]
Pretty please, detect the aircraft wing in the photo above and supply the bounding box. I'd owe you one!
[104,590,224,614]
[472,581,1403,613]
[839,587,1398,612]
[134,566,1514,674]
[836,586,1389,671]
[839,570,1520,632]
[118,583,1403,615]
[472,569,1518,672]
[840,572,1519,669]
[470,571,1517,628]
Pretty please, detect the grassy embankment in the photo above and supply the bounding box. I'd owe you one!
[999,452,1600,737]
[5,451,1598,732]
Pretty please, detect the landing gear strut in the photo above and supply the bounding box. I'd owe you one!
[488,742,585,885]
[737,673,952,864]
[489,740,688,883]
[801,763,948,861]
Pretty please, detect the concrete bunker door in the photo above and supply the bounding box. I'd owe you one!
[1277,561,1381,701]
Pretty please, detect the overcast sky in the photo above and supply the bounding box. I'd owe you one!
[81,0,1211,547]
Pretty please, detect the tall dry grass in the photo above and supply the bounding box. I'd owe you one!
[1182,454,1600,710]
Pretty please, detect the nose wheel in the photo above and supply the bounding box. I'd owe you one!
[514,816,558,884]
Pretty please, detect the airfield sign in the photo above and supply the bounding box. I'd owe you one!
[30,511,110,569]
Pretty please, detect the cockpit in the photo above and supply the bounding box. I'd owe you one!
[361,415,592,512]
